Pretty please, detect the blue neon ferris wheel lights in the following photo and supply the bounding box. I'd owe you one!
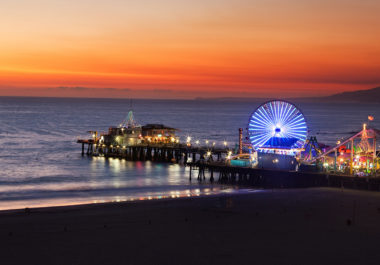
[248,100,308,151]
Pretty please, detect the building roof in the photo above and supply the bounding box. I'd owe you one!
[142,124,177,130]
[261,137,299,149]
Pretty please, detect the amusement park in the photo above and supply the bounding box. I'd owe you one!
[78,99,380,178]
[232,100,379,177]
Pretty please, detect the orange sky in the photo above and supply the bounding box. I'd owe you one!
[0,0,379,99]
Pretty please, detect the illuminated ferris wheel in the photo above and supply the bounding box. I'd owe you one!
[248,100,308,151]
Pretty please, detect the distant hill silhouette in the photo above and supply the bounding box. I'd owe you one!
[195,86,380,103]
[320,86,380,103]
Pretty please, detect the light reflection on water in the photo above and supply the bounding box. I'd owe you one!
[0,185,244,211]
[0,156,233,210]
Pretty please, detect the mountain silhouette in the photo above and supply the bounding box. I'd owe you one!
[322,86,380,102]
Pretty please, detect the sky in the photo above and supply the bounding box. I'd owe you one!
[0,0,379,99]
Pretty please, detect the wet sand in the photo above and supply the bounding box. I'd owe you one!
[1,187,380,265]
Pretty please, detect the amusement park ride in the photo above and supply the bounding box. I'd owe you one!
[236,100,379,176]
[307,124,379,176]
[235,100,308,170]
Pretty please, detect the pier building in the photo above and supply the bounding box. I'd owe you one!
[99,110,179,147]
[141,124,178,144]
[101,110,143,146]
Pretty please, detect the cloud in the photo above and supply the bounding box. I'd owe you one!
[51,86,176,94]
[143,88,173,93]
[54,86,132,92]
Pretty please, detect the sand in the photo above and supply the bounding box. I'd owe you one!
[0,187,380,265]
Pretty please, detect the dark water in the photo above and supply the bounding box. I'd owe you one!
[0,97,379,210]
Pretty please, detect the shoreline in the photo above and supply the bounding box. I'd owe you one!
[0,186,259,214]
[1,187,380,264]
[0,184,251,213]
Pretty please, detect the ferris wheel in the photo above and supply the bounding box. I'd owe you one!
[248,100,308,151]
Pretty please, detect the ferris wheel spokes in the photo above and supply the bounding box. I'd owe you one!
[248,100,308,151]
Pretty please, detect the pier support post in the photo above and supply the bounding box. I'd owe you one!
[139,147,145,161]
[169,150,174,162]
[153,148,157,161]
[147,147,152,160]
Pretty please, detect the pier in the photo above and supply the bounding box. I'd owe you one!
[77,139,229,163]
[188,162,380,191]
[77,138,380,192]
[77,103,379,193]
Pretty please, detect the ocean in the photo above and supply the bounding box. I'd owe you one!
[0,97,379,210]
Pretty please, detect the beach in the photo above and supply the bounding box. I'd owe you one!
[1,187,380,265]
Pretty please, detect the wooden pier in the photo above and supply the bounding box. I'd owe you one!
[78,139,380,192]
[77,139,229,163]
[188,162,380,191]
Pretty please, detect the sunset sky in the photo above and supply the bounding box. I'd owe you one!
[0,0,379,99]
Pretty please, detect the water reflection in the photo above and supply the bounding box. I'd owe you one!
[0,154,245,210]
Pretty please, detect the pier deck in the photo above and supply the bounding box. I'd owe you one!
[77,139,229,162]
[189,161,380,191]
